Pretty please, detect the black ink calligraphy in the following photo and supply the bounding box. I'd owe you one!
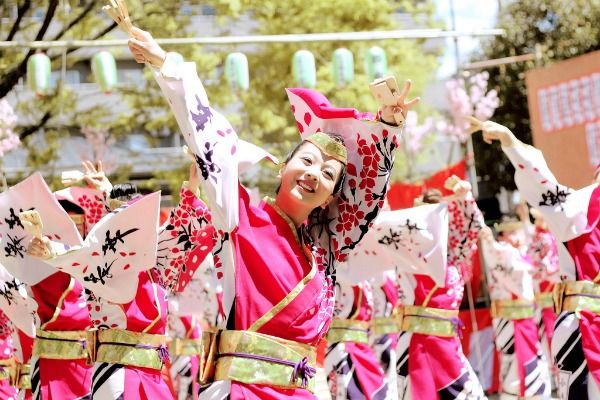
[102,228,139,255]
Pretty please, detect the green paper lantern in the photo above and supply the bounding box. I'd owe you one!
[365,46,388,81]
[332,48,354,87]
[292,50,316,88]
[27,53,51,96]
[92,51,118,93]
[225,52,250,91]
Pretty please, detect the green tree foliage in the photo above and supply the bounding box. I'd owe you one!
[1,1,439,196]
[473,0,600,193]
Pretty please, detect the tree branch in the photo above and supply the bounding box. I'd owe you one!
[49,21,118,61]
[5,0,32,41]
[18,111,52,140]
[0,0,59,99]
[51,0,97,41]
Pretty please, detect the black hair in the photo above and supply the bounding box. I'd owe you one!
[58,199,85,215]
[110,183,140,202]
[275,133,347,197]
[420,188,443,204]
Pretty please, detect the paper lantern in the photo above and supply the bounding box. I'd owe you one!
[332,48,354,87]
[27,53,51,96]
[292,50,316,88]
[224,52,250,91]
[365,46,388,81]
[91,51,118,93]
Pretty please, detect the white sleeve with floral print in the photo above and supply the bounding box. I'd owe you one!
[503,143,597,242]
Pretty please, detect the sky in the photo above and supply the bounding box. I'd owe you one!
[433,0,500,78]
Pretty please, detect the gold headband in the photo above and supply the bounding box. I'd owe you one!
[108,198,124,211]
[493,221,523,233]
[69,214,85,225]
[304,133,347,165]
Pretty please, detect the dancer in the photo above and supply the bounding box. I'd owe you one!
[479,121,600,399]
[325,275,388,399]
[480,218,551,399]
[0,172,97,400]
[127,25,416,399]
[28,165,215,399]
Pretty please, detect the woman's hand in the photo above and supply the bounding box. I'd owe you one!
[127,27,167,68]
[82,160,112,193]
[444,174,471,200]
[481,121,519,147]
[27,237,53,259]
[379,79,420,125]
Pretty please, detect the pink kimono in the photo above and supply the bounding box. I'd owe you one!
[153,53,401,399]
[502,143,600,399]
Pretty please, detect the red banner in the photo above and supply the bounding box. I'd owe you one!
[386,159,468,210]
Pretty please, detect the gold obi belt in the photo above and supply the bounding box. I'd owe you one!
[371,315,403,335]
[326,319,370,344]
[401,306,463,338]
[33,329,88,360]
[170,337,203,356]
[491,299,535,320]
[87,329,169,370]
[199,330,318,393]
[535,292,554,309]
[553,281,600,315]
[12,362,30,389]
[0,358,14,381]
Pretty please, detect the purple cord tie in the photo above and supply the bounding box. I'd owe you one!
[81,339,87,351]
[291,357,316,388]
[134,343,171,364]
[450,317,465,339]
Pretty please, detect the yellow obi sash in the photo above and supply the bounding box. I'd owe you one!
[401,306,462,337]
[554,281,600,315]
[491,299,535,320]
[200,330,317,393]
[326,319,370,344]
[12,362,30,389]
[0,359,14,381]
[535,292,554,309]
[371,315,403,335]
[89,329,169,370]
[170,337,203,356]
[33,329,88,360]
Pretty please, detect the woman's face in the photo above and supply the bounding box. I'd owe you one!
[278,142,344,211]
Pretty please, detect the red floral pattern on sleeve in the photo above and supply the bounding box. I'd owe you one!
[156,186,216,293]
[447,193,484,281]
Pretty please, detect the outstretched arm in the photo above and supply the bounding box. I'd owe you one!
[479,120,598,242]
[128,27,241,233]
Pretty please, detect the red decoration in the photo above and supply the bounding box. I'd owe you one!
[386,159,468,209]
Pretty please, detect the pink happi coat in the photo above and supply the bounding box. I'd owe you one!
[503,143,600,398]
[43,185,214,399]
[153,52,401,399]
[326,278,388,400]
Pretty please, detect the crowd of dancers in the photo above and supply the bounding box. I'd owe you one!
[0,25,599,400]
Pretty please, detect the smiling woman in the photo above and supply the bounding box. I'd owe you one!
[128,25,418,400]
